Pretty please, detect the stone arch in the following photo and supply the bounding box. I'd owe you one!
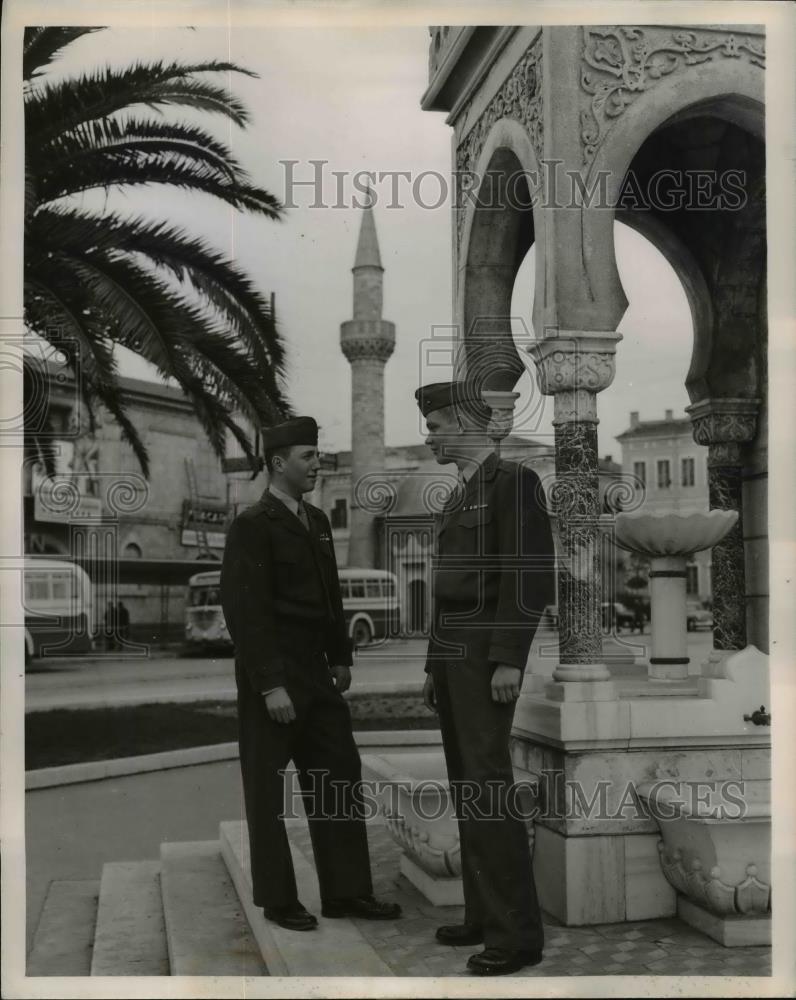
[457,117,543,391]
[614,209,714,401]
[579,59,764,364]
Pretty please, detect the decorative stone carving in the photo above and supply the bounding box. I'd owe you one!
[687,397,760,463]
[657,843,771,918]
[383,808,462,878]
[481,389,520,449]
[339,336,396,363]
[455,35,543,250]
[736,864,771,914]
[580,26,765,165]
[527,335,622,419]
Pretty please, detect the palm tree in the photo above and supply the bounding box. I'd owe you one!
[24,26,290,478]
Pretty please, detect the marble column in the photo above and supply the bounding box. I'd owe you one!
[686,397,760,651]
[527,332,622,695]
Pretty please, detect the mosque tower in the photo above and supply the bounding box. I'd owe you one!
[340,196,395,568]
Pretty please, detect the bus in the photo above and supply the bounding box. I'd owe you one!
[23,557,96,664]
[338,568,401,646]
[184,567,401,653]
[185,571,231,651]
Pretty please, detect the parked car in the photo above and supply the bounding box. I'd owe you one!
[686,601,713,631]
[601,601,636,632]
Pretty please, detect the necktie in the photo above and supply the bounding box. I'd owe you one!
[297,500,310,531]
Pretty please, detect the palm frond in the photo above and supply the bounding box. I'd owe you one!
[25,61,257,142]
[23,27,104,79]
[34,115,249,180]
[33,148,282,217]
[29,207,287,379]
[23,274,151,476]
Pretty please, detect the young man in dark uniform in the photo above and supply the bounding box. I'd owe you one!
[220,416,401,931]
[415,381,555,976]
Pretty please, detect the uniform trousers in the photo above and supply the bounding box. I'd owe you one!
[431,655,544,952]
[236,637,373,909]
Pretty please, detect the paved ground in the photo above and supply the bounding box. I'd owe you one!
[24,760,245,953]
[25,630,715,712]
[24,759,771,977]
[289,821,772,979]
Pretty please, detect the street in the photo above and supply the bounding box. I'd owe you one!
[24,628,716,713]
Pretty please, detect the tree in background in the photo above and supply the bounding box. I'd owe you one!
[23,26,290,478]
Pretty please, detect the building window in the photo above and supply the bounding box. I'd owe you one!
[686,563,699,595]
[633,461,646,489]
[331,497,348,529]
[681,457,695,487]
[657,460,671,489]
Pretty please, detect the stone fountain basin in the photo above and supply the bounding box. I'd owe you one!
[637,778,771,917]
[613,509,739,556]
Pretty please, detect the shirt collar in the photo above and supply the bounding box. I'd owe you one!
[460,447,496,485]
[267,483,301,516]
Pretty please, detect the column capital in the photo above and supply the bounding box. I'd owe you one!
[686,397,761,463]
[481,389,520,447]
[526,331,623,401]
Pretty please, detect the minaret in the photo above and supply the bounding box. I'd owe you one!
[340,196,395,568]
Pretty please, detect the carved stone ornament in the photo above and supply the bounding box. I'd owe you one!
[686,397,760,453]
[658,843,771,917]
[340,336,396,363]
[580,26,765,165]
[454,35,543,250]
[526,334,622,412]
[382,807,462,878]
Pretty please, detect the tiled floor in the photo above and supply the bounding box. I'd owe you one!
[288,823,771,978]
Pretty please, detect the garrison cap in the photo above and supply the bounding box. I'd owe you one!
[414,380,491,425]
[262,416,318,450]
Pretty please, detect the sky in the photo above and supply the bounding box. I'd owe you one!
[45,24,695,462]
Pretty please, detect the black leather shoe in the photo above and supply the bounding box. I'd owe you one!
[466,946,543,975]
[435,923,484,946]
[321,894,402,920]
[263,902,318,931]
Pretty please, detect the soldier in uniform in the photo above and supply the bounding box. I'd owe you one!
[220,416,401,931]
[415,381,555,976]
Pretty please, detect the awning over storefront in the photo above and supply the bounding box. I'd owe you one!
[39,555,224,586]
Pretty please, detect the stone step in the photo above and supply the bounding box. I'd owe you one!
[27,880,100,976]
[90,860,169,975]
[160,840,266,976]
[219,820,393,976]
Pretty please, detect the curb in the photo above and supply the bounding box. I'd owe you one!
[25,742,240,790]
[26,688,238,714]
[25,729,443,791]
[26,680,424,714]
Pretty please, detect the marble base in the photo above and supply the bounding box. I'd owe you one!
[399,854,464,907]
[648,662,690,681]
[677,897,771,947]
[545,679,617,702]
[532,826,675,926]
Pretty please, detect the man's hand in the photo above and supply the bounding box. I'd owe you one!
[423,673,437,713]
[491,664,522,704]
[263,686,296,724]
[330,664,351,693]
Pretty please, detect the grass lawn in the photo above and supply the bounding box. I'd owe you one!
[25,701,438,769]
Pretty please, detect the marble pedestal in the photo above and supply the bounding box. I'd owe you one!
[511,645,771,930]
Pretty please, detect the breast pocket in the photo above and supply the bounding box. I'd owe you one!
[454,506,494,556]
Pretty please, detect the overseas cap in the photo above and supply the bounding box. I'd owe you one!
[414,381,491,425]
[262,416,318,450]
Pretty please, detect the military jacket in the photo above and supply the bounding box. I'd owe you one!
[425,452,555,672]
[220,490,352,693]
